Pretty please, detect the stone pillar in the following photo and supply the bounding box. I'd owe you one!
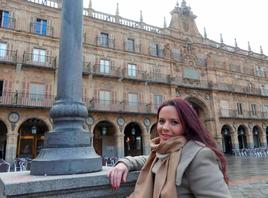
[143,134,151,155]
[116,133,124,158]
[5,133,18,164]
[30,0,102,175]
[261,133,267,147]
[231,133,239,149]
[247,133,254,148]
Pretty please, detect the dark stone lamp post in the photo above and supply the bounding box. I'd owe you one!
[30,0,102,175]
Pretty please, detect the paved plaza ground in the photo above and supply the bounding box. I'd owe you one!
[227,156,268,197]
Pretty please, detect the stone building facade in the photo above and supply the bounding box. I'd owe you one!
[0,0,268,163]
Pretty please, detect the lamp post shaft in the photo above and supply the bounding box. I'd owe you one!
[30,0,102,175]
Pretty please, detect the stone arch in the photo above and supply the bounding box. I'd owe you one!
[92,120,117,158]
[221,124,233,154]
[0,120,8,159]
[124,121,143,156]
[184,95,212,132]
[17,118,49,158]
[237,125,248,149]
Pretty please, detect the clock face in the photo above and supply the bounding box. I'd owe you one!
[117,117,125,126]
[144,118,151,127]
[86,116,94,125]
[8,112,20,123]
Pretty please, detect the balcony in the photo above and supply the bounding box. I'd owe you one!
[149,47,164,58]
[22,52,56,69]
[30,22,54,37]
[0,92,54,108]
[96,37,115,49]
[86,99,153,114]
[219,109,267,120]
[124,43,140,53]
[122,68,147,82]
[0,16,15,30]
[91,64,122,78]
[0,49,17,64]
[147,72,171,84]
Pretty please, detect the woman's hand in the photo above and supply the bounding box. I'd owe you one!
[107,162,129,190]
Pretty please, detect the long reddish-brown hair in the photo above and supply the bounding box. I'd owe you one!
[157,97,228,184]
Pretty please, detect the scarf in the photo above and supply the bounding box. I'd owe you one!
[128,136,187,198]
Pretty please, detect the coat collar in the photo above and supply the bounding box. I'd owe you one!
[175,140,205,186]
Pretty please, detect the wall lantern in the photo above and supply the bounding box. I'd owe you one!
[131,128,136,136]
[101,126,107,136]
[32,126,37,135]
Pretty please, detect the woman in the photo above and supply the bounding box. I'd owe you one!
[107,97,231,198]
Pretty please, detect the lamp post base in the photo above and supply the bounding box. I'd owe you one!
[30,147,102,175]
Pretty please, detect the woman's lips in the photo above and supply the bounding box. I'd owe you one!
[160,134,172,140]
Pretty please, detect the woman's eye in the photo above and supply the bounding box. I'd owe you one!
[171,120,179,125]
[158,119,165,124]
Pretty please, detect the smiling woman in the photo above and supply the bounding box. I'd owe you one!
[107,97,231,198]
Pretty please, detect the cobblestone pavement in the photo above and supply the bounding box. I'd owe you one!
[226,156,268,197]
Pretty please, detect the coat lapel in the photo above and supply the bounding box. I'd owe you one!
[175,140,205,186]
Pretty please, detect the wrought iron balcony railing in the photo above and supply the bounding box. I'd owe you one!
[122,68,147,82]
[0,16,16,30]
[23,52,56,68]
[219,109,268,120]
[0,49,17,63]
[30,22,54,37]
[91,64,122,78]
[0,92,54,108]
[96,37,115,49]
[124,42,140,53]
[86,99,153,114]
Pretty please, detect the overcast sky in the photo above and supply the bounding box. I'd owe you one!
[83,0,268,55]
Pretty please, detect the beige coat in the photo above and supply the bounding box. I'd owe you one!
[119,140,232,198]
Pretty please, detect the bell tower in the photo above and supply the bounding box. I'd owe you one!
[169,0,201,36]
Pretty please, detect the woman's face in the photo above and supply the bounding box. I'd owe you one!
[157,105,184,142]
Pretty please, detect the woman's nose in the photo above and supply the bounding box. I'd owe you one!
[162,122,170,130]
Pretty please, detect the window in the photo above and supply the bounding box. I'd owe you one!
[35,18,47,35]
[263,105,268,118]
[99,90,111,105]
[150,43,159,56]
[128,93,138,107]
[33,48,46,64]
[126,38,135,52]
[0,10,10,28]
[0,42,7,58]
[128,64,136,77]
[261,85,268,96]
[29,83,45,101]
[220,100,229,116]
[100,32,109,47]
[237,103,243,115]
[100,59,110,74]
[150,43,162,57]
[0,80,3,97]
[171,48,181,60]
[251,104,257,116]
[153,95,163,110]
